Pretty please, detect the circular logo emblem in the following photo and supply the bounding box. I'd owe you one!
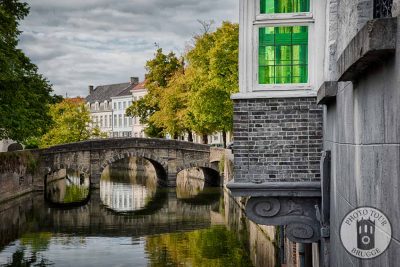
[340,207,391,259]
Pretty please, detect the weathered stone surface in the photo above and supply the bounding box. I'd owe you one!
[338,17,397,81]
[317,81,338,105]
[324,11,400,265]
[0,150,44,203]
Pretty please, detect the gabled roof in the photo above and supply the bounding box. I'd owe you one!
[85,83,131,103]
[66,97,85,104]
[117,84,135,96]
[132,80,146,91]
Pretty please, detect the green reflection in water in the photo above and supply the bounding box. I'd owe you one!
[63,185,89,203]
[20,232,52,252]
[3,233,54,266]
[146,225,254,267]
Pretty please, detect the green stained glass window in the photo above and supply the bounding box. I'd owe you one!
[260,0,310,14]
[259,26,308,85]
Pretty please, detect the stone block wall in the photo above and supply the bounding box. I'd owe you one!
[323,1,400,265]
[0,150,44,203]
[233,97,323,183]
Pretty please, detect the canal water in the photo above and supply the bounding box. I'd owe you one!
[0,158,279,267]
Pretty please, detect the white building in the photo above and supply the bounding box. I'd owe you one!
[131,81,148,137]
[111,86,134,138]
[85,77,139,137]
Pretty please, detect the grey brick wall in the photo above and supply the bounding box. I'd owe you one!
[233,97,323,183]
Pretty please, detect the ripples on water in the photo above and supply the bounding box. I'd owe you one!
[0,158,279,267]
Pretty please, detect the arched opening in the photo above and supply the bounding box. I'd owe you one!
[176,167,221,203]
[100,156,167,213]
[7,143,23,152]
[45,168,90,206]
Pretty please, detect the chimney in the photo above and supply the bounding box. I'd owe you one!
[89,85,94,95]
[130,77,139,85]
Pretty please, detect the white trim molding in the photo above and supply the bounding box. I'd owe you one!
[239,0,326,97]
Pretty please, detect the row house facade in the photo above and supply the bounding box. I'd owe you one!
[85,77,147,138]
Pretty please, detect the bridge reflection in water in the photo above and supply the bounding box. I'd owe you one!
[0,158,279,267]
[45,169,90,205]
[100,157,158,213]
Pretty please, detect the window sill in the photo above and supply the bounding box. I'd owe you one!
[338,17,397,81]
[231,89,317,100]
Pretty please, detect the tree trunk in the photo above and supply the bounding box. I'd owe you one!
[173,133,178,140]
[187,130,193,142]
[222,130,227,148]
[202,134,208,144]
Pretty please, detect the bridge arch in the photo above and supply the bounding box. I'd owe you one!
[176,164,221,187]
[99,151,168,184]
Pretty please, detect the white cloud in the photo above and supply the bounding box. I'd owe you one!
[18,0,239,97]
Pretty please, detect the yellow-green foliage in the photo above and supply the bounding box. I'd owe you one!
[127,22,239,139]
[40,99,106,148]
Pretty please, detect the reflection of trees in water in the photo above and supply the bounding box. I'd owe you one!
[100,157,159,212]
[3,232,54,266]
[145,226,254,267]
[46,169,90,204]
[2,248,53,267]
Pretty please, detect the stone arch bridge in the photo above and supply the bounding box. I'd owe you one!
[40,138,225,187]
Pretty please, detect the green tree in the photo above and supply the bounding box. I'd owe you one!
[0,0,56,142]
[185,22,239,145]
[40,99,104,148]
[126,48,182,137]
[150,69,192,139]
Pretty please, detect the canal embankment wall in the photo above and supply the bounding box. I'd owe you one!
[0,150,45,203]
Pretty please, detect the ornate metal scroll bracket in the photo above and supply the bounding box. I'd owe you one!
[245,197,321,243]
[227,152,332,244]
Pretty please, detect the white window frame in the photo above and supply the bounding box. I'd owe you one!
[252,22,315,92]
[238,0,319,96]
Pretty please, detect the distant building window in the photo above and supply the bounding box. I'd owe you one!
[133,96,137,101]
[100,116,103,127]
[118,102,121,110]
[259,26,308,84]
[128,101,132,106]
[114,115,117,127]
[119,114,122,127]
[104,116,108,128]
[113,103,117,110]
[124,116,127,127]
[123,102,126,110]
[109,115,112,127]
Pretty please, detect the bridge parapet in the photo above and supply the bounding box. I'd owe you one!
[39,138,215,188]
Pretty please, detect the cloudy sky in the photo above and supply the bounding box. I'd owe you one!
[19,0,238,97]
